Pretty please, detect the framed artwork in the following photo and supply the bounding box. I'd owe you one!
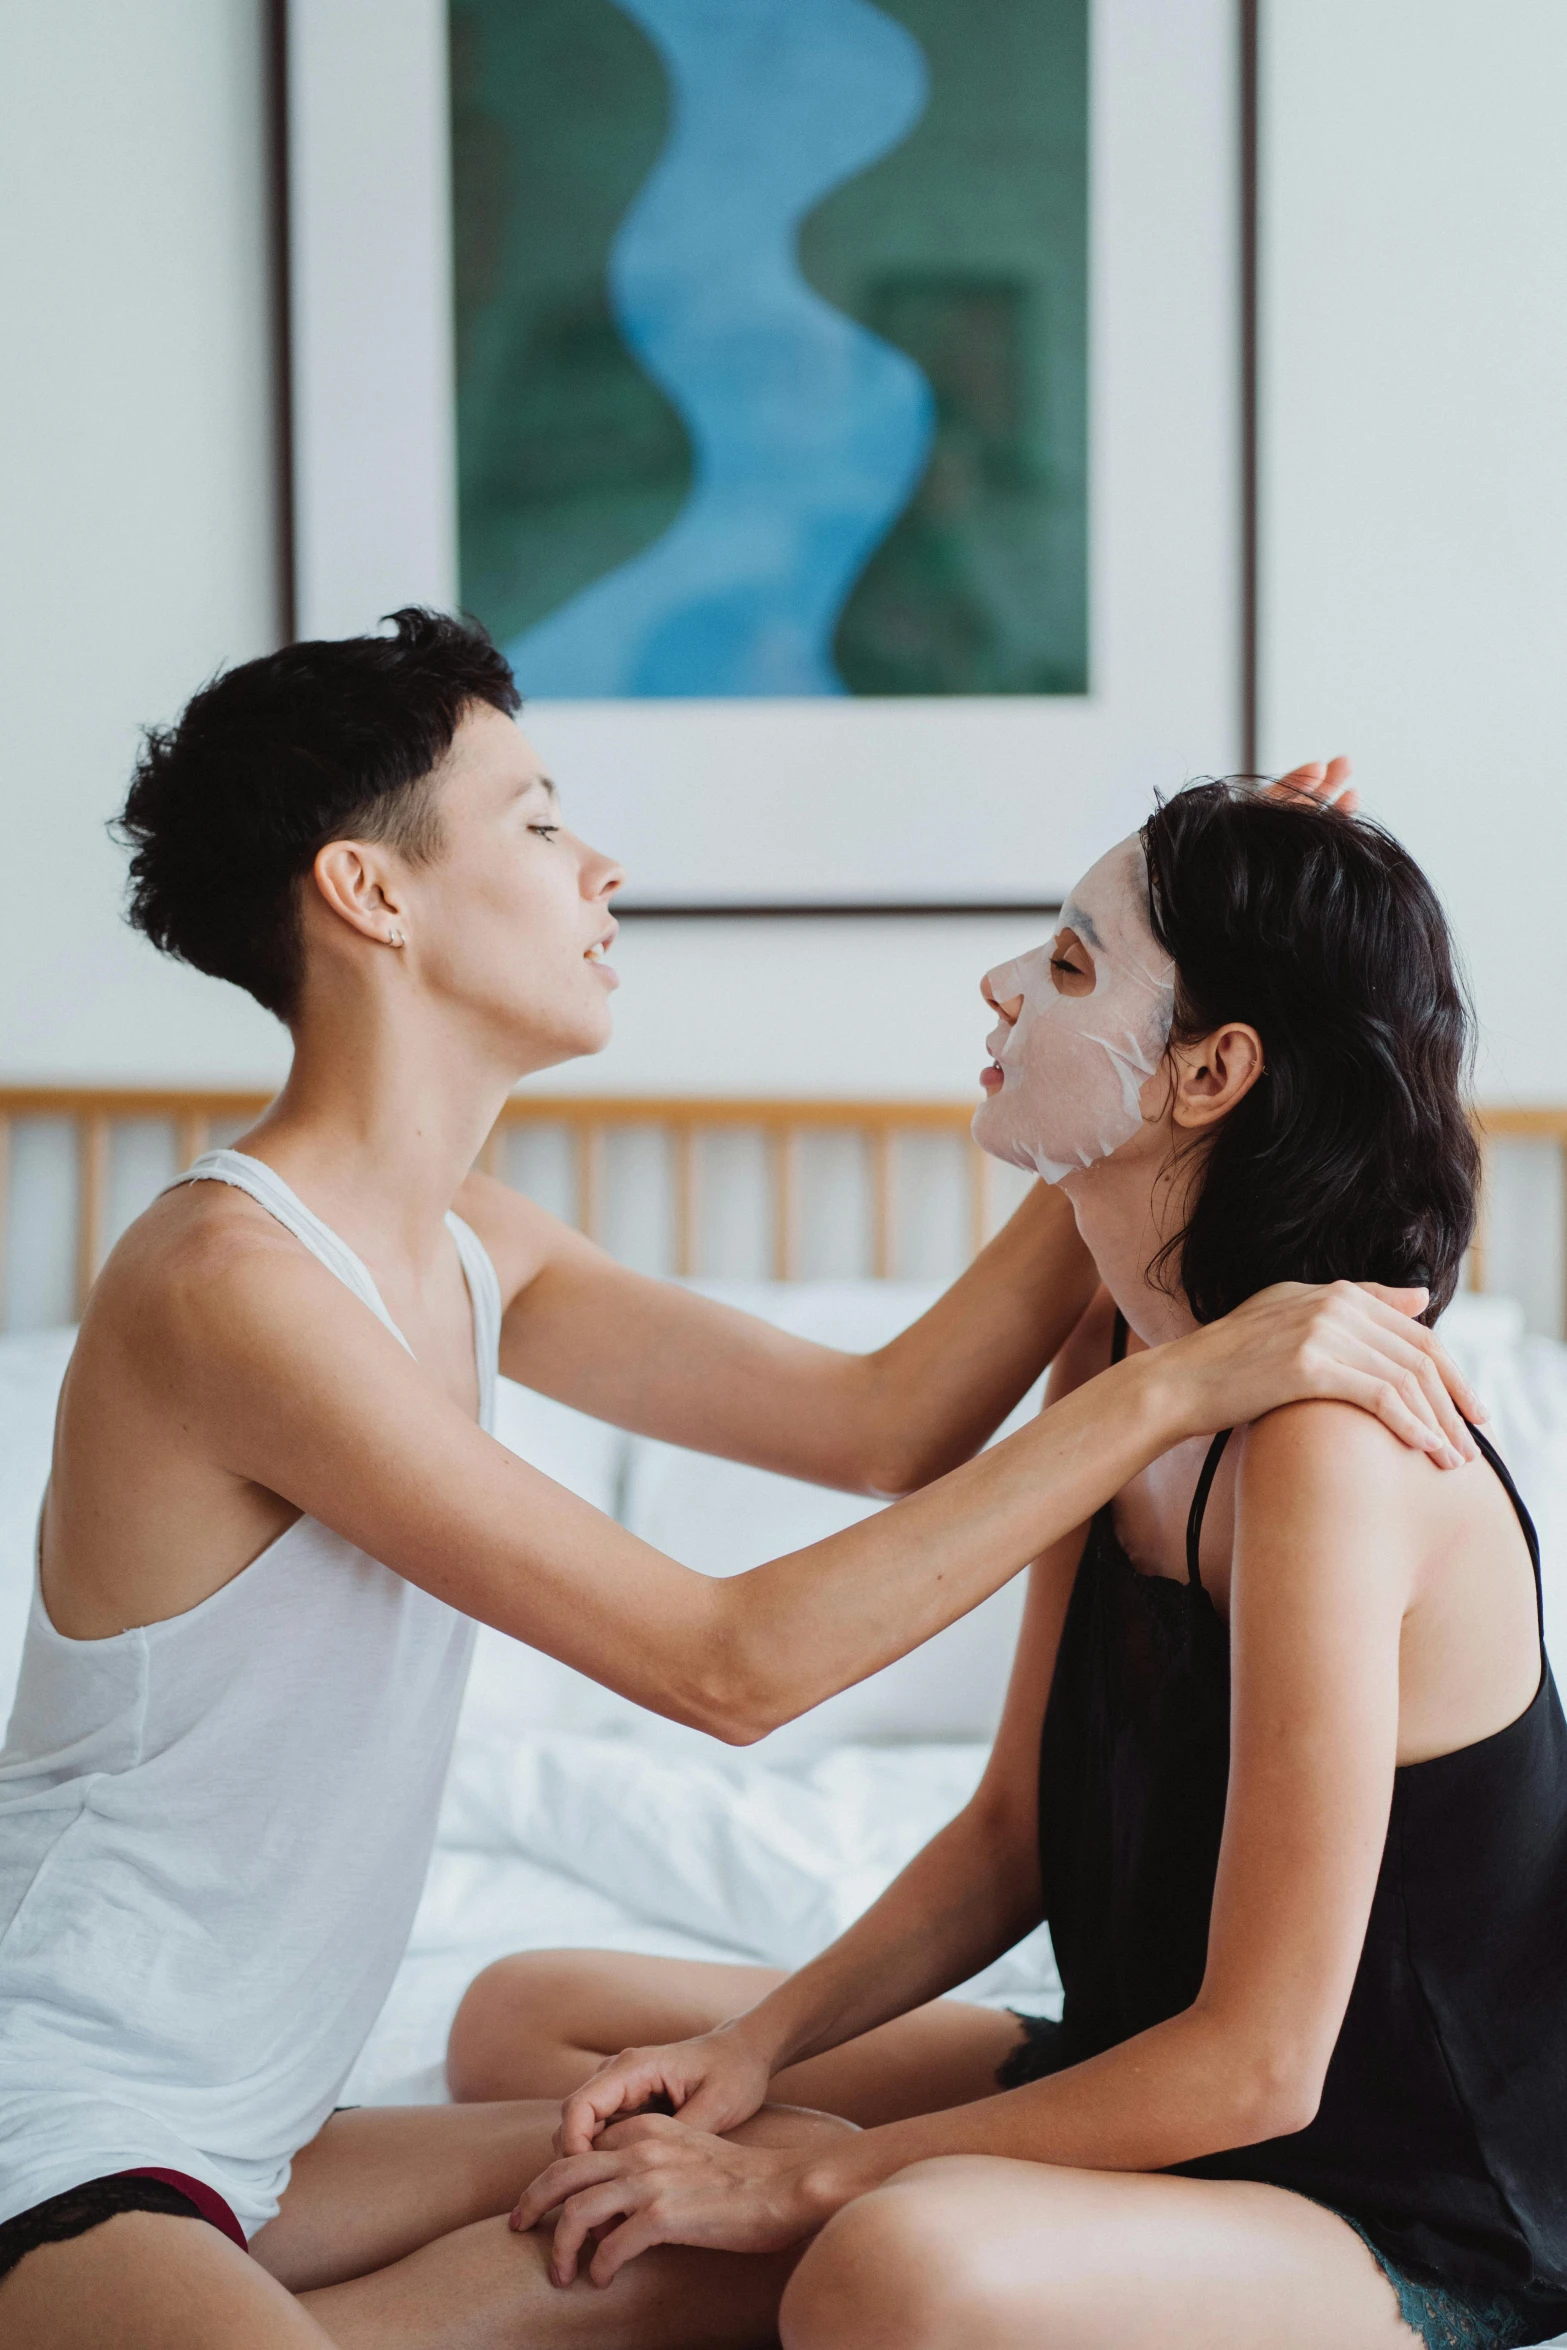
[286,0,1246,909]
[450,0,1088,703]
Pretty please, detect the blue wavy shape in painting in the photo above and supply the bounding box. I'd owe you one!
[505,0,934,698]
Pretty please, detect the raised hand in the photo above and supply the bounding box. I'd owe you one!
[1266,753,1358,814]
[1163,1279,1484,1466]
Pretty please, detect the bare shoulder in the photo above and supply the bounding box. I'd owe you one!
[1236,1392,1516,1559]
[80,1178,380,1396]
[86,1181,310,1351]
[1241,1393,1415,1479]
[1236,1395,1436,1525]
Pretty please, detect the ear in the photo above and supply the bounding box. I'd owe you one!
[1167,1022,1266,1132]
[311,840,407,949]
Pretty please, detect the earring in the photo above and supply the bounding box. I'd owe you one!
[386,926,405,949]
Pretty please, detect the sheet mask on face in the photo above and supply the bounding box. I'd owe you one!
[976,833,1176,1184]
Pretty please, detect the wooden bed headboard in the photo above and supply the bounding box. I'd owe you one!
[0,1088,1013,1319]
[0,1088,1563,1329]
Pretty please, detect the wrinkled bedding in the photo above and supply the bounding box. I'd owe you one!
[343,1732,1061,2106]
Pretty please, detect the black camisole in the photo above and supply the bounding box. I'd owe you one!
[1023,1312,1567,2307]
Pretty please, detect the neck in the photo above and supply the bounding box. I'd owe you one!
[1062,1133,1206,1351]
[238,982,530,1271]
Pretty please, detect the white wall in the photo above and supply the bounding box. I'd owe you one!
[0,0,287,1086]
[3,5,1565,1116]
[1262,0,1567,1105]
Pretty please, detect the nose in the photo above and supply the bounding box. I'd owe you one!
[581,843,624,902]
[981,971,1023,1025]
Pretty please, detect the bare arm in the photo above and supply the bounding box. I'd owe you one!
[553,1541,1083,2144]
[547,1310,1115,2145]
[144,1223,1472,1747]
[514,1399,1425,2282]
[463,1170,1097,1496]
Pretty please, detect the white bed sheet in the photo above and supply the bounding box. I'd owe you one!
[342,1734,1062,2107]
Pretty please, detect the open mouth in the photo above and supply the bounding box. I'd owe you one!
[584,922,619,985]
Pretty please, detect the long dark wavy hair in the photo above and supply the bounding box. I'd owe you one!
[1140,781,1478,1326]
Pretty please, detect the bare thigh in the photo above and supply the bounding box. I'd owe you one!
[280,2100,839,2350]
[0,2105,563,2349]
[781,2156,1417,2350]
[0,2100,840,2350]
[448,1949,1023,2124]
[0,2210,329,2349]
[250,2098,571,2289]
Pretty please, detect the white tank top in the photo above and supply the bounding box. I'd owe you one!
[0,1151,500,2235]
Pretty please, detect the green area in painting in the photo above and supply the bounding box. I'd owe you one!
[449,0,693,648]
[800,0,1089,695]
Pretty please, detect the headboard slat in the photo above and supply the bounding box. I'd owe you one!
[0,1089,1561,1328]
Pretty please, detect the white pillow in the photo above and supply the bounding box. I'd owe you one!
[0,1327,76,1722]
[613,1281,1040,1762]
[457,1280,1042,1758]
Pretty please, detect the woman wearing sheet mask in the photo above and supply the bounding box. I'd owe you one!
[470,765,1567,2350]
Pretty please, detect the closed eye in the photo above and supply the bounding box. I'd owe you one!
[1049,927,1094,994]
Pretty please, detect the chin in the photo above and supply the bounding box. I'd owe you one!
[971,1094,1025,1171]
[485,994,613,1077]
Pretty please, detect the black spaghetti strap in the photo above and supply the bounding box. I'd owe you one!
[1185,1428,1233,1592]
[1110,1309,1129,1366]
[1470,1423,1546,1644]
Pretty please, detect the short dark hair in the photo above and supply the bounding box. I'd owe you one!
[1141,780,1478,1325]
[116,608,520,1019]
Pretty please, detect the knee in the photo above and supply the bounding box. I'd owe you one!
[735,2104,861,2155]
[780,2170,980,2350]
[447,1950,589,2102]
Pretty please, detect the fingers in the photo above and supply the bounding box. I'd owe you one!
[1319,753,1357,810]
[1357,1282,1429,1312]
[1350,1316,1474,1460]
[1370,1360,1470,1467]
[1267,755,1358,814]
[1308,1288,1478,1466]
[589,2213,668,2288]
[1345,1282,1487,1426]
[557,2058,665,2155]
[550,2181,644,2285]
[512,2151,616,2237]
[676,2083,746,2135]
[1354,1371,1467,1464]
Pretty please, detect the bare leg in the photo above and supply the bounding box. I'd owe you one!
[291,2102,842,2350]
[250,2099,572,2290]
[301,2214,798,2350]
[780,2157,1417,2350]
[448,1949,1023,2123]
[0,2212,331,2349]
[0,2099,849,2350]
